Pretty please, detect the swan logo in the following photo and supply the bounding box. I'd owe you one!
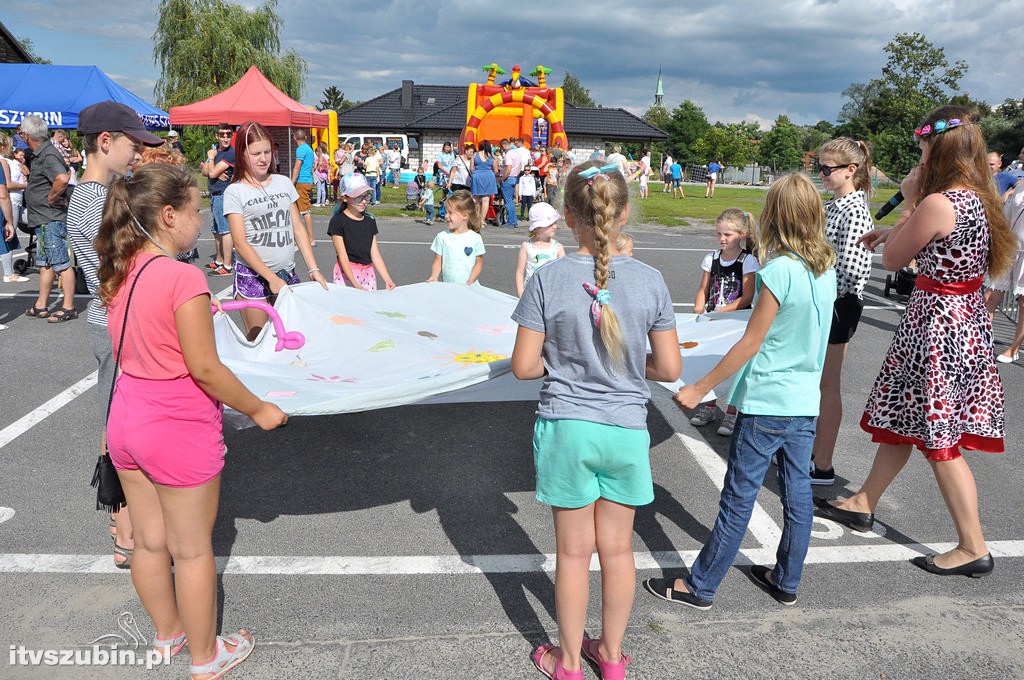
[8,612,171,669]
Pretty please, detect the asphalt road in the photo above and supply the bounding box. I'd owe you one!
[1,208,1022,679]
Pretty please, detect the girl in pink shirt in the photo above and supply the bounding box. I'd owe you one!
[97,164,287,679]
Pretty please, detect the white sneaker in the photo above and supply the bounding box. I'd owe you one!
[717,411,738,436]
[0,323,7,331]
[996,352,1019,364]
[690,404,718,427]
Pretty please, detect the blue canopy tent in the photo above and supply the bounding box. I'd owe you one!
[0,64,169,130]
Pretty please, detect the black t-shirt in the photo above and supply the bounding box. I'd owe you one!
[327,210,378,265]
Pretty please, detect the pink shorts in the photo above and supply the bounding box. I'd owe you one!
[107,373,226,488]
[333,260,377,291]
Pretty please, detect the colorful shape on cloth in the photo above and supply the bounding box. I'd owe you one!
[368,340,397,352]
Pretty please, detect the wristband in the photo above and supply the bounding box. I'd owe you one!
[308,268,320,274]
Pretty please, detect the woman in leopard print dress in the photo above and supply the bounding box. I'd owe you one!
[815,105,1015,578]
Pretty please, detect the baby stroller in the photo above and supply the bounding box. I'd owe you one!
[883,265,918,297]
[12,221,37,276]
[486,192,507,227]
[403,180,421,211]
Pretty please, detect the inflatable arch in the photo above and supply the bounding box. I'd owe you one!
[461,63,567,150]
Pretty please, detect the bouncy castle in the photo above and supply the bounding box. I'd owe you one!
[461,63,567,150]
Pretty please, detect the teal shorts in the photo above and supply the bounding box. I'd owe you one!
[533,417,653,509]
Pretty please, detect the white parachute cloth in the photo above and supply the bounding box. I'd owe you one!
[212,282,750,423]
[213,282,523,420]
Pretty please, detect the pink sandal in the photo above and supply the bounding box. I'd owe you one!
[582,638,631,679]
[189,631,254,679]
[531,644,584,680]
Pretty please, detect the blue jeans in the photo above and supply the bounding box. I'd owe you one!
[372,174,383,203]
[500,177,518,226]
[686,413,817,599]
[424,204,435,222]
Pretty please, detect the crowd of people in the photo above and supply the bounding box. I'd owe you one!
[1,100,1021,679]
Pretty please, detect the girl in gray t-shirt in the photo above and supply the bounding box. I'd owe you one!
[511,161,681,679]
[223,121,326,339]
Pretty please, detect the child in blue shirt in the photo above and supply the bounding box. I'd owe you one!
[669,160,685,199]
[645,173,837,608]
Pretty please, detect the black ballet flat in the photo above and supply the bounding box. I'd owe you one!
[813,497,875,533]
[910,553,994,578]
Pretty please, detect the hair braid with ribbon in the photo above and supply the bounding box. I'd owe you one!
[566,161,628,369]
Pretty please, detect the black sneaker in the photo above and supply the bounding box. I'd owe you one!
[809,462,835,486]
[750,566,797,605]
[642,577,713,610]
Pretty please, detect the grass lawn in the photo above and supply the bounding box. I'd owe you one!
[203,176,903,228]
[633,181,901,229]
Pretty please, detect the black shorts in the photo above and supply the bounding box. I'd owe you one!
[829,293,864,344]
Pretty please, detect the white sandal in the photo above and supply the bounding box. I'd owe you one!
[152,630,187,660]
[189,631,254,680]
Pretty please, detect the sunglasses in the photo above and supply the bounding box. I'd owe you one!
[349,193,372,202]
[217,132,233,138]
[816,161,855,177]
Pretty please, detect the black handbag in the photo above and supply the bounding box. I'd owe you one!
[90,255,164,512]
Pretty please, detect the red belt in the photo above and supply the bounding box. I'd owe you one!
[914,275,983,295]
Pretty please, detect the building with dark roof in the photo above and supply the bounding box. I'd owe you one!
[0,22,35,64]
[339,80,667,169]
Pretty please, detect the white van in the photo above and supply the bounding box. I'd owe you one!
[339,133,421,182]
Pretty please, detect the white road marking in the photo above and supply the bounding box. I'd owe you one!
[672,430,782,547]
[0,507,14,525]
[0,371,97,450]
[1,541,1020,575]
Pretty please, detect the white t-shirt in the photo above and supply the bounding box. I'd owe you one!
[223,175,300,272]
[518,174,537,197]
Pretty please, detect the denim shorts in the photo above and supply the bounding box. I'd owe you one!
[210,194,230,235]
[533,417,653,508]
[37,220,71,272]
[233,260,299,299]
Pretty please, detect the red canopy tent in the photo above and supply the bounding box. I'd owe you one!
[169,66,328,128]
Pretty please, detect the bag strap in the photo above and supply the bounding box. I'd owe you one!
[105,255,166,424]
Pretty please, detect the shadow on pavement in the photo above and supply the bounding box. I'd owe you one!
[216,400,557,647]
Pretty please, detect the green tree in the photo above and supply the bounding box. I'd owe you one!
[694,123,756,167]
[801,120,835,153]
[662,100,710,165]
[561,72,596,108]
[758,115,803,171]
[981,98,1024,166]
[838,32,968,177]
[319,85,355,113]
[18,36,52,64]
[642,103,670,131]
[153,0,308,108]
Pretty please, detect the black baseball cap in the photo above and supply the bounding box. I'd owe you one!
[78,101,163,146]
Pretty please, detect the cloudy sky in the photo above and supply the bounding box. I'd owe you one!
[3,0,1020,129]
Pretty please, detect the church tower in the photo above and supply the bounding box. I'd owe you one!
[654,66,664,107]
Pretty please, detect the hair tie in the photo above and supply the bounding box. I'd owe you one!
[582,282,611,328]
